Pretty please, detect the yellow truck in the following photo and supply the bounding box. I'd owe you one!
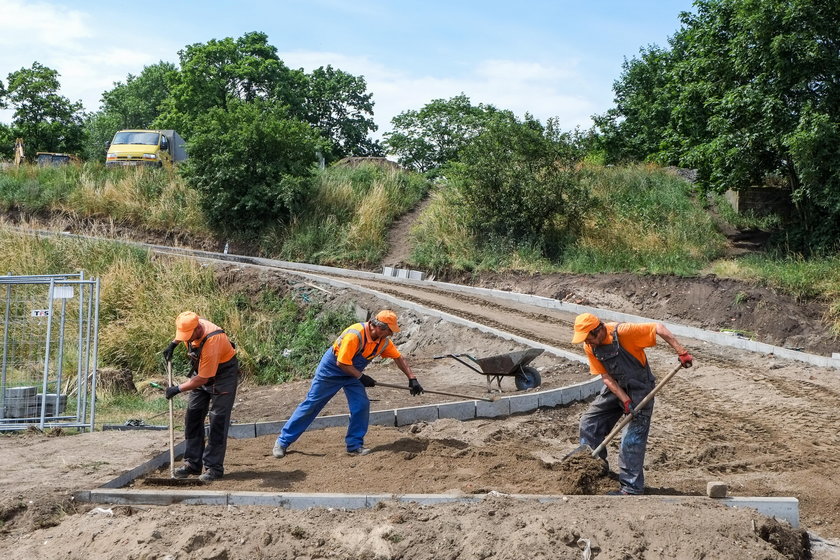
[105,129,187,167]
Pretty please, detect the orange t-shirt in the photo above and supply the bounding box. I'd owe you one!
[333,322,401,365]
[584,322,657,375]
[188,318,236,379]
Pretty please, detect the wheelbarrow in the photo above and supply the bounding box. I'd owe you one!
[434,348,543,393]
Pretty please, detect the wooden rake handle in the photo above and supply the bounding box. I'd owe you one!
[375,381,497,402]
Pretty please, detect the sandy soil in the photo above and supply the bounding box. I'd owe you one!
[2,218,840,559]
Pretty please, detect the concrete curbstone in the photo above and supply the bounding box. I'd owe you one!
[438,401,477,421]
[309,414,350,430]
[508,392,540,414]
[228,423,256,439]
[476,398,510,418]
[255,421,285,437]
[396,404,438,426]
[369,409,397,427]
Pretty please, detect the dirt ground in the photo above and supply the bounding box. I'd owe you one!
[2,218,840,559]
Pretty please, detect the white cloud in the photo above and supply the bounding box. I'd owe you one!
[0,0,90,47]
[280,50,600,139]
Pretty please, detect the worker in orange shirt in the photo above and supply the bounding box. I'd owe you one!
[571,312,693,495]
[273,310,423,458]
[163,311,239,483]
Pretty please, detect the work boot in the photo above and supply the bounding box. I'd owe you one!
[346,447,371,456]
[199,470,223,483]
[272,443,287,458]
[173,465,201,479]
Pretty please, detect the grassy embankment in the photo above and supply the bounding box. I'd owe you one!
[0,162,837,427]
[411,164,840,335]
[0,162,427,426]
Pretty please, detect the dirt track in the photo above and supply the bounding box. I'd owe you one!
[1,257,839,559]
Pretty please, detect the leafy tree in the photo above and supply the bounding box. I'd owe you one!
[384,94,511,172]
[101,61,176,129]
[155,31,306,137]
[4,62,85,155]
[303,65,381,161]
[450,115,589,254]
[598,0,840,252]
[181,99,325,234]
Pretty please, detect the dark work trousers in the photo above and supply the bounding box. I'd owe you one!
[579,329,655,494]
[183,356,239,476]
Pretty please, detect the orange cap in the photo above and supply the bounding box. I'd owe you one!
[375,310,400,334]
[571,312,600,344]
[174,311,200,342]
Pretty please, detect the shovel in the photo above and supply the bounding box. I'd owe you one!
[563,362,685,462]
[143,361,203,486]
[375,381,499,402]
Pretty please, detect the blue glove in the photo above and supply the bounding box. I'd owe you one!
[359,374,376,387]
[165,385,181,400]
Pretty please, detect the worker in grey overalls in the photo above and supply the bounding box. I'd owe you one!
[163,311,239,483]
[571,312,693,495]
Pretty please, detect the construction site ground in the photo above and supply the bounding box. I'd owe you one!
[1,238,839,558]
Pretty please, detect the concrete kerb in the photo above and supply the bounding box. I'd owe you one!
[74,489,800,528]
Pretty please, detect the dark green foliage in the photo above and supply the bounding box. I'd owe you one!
[3,62,85,155]
[181,99,324,234]
[384,94,513,172]
[450,115,589,257]
[597,0,840,253]
[303,65,382,161]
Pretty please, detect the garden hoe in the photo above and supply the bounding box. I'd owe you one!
[144,360,203,487]
[375,381,499,402]
[562,362,685,464]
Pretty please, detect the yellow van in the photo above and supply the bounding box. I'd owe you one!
[105,129,187,167]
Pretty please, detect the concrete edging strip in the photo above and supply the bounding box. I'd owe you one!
[76,489,799,528]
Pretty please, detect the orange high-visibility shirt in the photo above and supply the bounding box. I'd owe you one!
[584,322,657,375]
[333,322,401,365]
[189,318,236,379]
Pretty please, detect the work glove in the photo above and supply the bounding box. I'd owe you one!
[165,385,181,400]
[408,378,424,396]
[622,398,633,415]
[359,374,376,388]
[162,341,179,362]
[678,351,694,368]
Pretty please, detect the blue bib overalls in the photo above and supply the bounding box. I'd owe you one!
[277,325,391,452]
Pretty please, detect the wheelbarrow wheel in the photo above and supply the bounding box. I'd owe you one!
[514,366,541,390]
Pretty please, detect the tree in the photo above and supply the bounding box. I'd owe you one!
[450,115,589,253]
[101,61,176,129]
[155,32,306,137]
[384,94,511,172]
[303,65,381,161]
[598,0,840,252]
[5,62,85,154]
[181,99,326,234]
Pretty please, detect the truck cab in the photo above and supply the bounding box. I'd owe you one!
[105,129,187,167]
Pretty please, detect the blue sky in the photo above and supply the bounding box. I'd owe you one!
[0,0,696,138]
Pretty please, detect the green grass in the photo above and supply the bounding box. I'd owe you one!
[272,163,429,266]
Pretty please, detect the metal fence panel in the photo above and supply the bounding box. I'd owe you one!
[1,273,100,431]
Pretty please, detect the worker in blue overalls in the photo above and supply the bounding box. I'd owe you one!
[272,310,423,457]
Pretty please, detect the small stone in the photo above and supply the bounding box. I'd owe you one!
[707,481,728,498]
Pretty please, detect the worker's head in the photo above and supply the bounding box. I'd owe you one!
[371,309,400,335]
[174,311,201,342]
[571,312,602,344]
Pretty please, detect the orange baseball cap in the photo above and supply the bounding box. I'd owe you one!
[174,311,200,342]
[375,310,400,334]
[571,312,600,344]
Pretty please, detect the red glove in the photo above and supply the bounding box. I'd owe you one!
[678,352,694,368]
[622,398,632,415]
